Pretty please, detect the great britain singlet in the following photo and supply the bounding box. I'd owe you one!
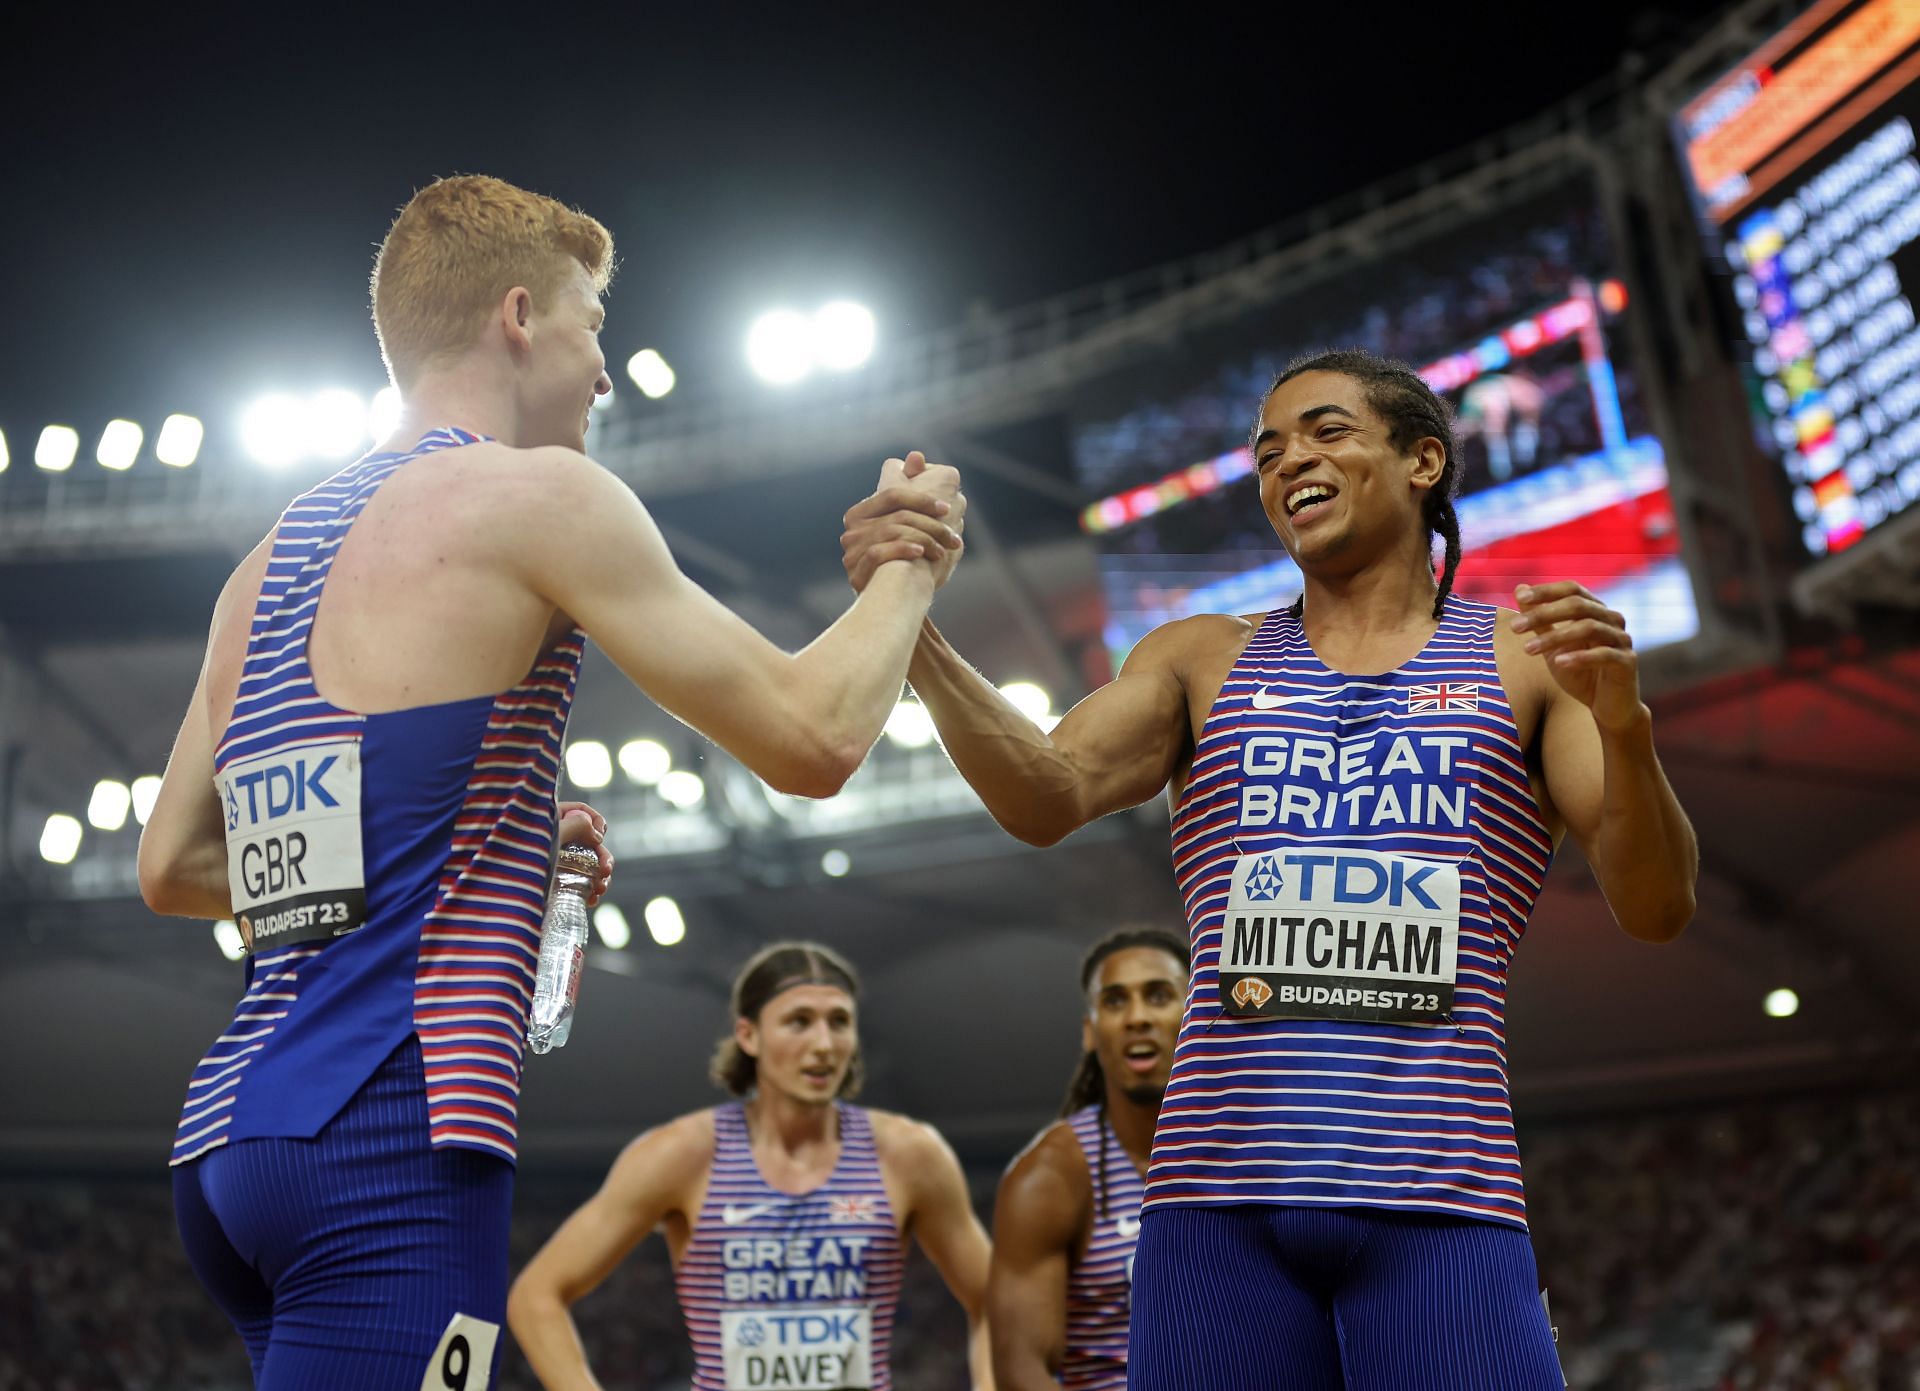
[1062,1105,1144,1390]
[170,428,584,1167]
[676,1102,904,1391]
[1147,598,1552,1228]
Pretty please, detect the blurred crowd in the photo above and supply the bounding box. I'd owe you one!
[1,1085,1913,1390]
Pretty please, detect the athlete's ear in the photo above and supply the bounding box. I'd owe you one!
[1407,436,1446,492]
[1081,1015,1097,1056]
[500,286,535,355]
[734,1015,760,1060]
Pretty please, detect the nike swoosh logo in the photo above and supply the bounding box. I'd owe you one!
[1117,1216,1142,1238]
[1248,680,1393,711]
[721,1201,786,1225]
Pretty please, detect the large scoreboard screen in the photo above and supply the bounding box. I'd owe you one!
[1071,182,1700,666]
[1676,0,1920,559]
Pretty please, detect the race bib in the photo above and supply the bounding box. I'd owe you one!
[1218,846,1460,1024]
[721,1306,872,1390]
[419,1313,497,1391]
[217,738,367,952]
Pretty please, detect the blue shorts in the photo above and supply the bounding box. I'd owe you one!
[172,1037,514,1391]
[1128,1205,1564,1391]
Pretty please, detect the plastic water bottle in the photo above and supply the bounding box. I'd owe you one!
[528,843,600,1054]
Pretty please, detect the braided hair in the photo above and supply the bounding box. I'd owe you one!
[1059,927,1191,1219]
[1254,349,1464,621]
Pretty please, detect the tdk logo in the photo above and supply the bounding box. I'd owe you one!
[225,755,341,830]
[1242,856,1285,901]
[1282,852,1442,911]
[758,1313,863,1345]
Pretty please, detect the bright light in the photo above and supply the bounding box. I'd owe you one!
[0,427,9,472]
[813,301,876,371]
[747,309,815,385]
[618,738,671,785]
[564,740,613,789]
[884,700,936,749]
[97,419,143,471]
[627,349,677,399]
[658,770,706,808]
[130,775,162,825]
[87,780,132,831]
[1000,681,1053,720]
[35,426,79,472]
[821,848,851,878]
[594,903,632,950]
[307,389,368,459]
[213,920,247,962]
[239,394,306,468]
[645,896,686,946]
[155,414,204,467]
[369,387,403,441]
[593,386,616,411]
[1764,988,1800,1019]
[39,814,82,864]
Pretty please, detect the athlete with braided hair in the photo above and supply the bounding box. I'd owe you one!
[987,928,1188,1390]
[842,348,1697,1389]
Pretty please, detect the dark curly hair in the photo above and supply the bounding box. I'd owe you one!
[1254,348,1464,620]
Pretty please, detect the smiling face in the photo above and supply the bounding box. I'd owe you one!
[1252,370,1446,578]
[736,983,858,1106]
[513,257,613,453]
[1082,946,1187,1109]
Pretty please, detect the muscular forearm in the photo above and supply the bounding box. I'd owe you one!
[1589,708,1698,942]
[908,622,1086,846]
[506,1289,603,1391]
[137,831,232,922]
[992,1343,1059,1391]
[968,1313,998,1391]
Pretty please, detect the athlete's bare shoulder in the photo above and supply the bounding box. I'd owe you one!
[1123,611,1258,675]
[995,1119,1090,1246]
[865,1107,952,1166]
[607,1106,717,1195]
[1002,1118,1089,1193]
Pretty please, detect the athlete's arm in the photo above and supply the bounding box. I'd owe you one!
[138,547,267,921]
[987,1126,1086,1391]
[507,1112,713,1391]
[1513,582,1697,943]
[513,451,963,799]
[888,1116,996,1391]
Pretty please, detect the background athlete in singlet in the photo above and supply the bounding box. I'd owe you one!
[988,929,1188,1391]
[842,350,1698,1389]
[137,175,970,1391]
[509,942,993,1389]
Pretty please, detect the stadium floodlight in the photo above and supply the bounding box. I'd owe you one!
[0,427,9,472]
[239,394,307,468]
[35,425,79,472]
[645,895,686,946]
[87,779,132,832]
[1764,987,1800,1019]
[746,309,814,385]
[307,389,368,459]
[821,848,851,878]
[155,414,204,467]
[627,349,676,399]
[884,700,936,748]
[593,903,632,950]
[658,770,706,809]
[369,386,403,441]
[96,419,143,471]
[40,814,82,864]
[130,775,162,825]
[1000,680,1061,734]
[812,301,876,371]
[213,920,247,962]
[564,739,613,789]
[618,738,671,785]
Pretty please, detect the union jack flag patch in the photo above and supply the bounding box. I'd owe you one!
[828,1195,877,1224]
[1407,683,1480,713]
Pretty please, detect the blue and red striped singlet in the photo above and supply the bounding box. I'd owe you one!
[1062,1105,1144,1390]
[171,428,583,1168]
[675,1102,904,1390]
[1147,598,1553,1229]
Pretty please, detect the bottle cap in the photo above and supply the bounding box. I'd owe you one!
[556,843,602,878]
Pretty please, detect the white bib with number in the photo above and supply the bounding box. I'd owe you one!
[216,738,367,951]
[419,1313,496,1391]
[721,1306,872,1390]
[1218,846,1461,1024]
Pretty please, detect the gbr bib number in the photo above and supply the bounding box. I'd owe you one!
[721,1306,872,1390]
[217,738,367,952]
[1219,846,1461,1025]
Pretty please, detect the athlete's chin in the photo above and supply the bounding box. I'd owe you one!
[1121,1081,1168,1109]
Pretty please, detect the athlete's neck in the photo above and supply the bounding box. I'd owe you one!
[382,369,521,450]
[1101,1085,1159,1173]
[1297,544,1441,666]
[744,1088,840,1163]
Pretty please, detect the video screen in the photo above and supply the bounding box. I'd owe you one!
[1071,182,1699,666]
[1675,0,1920,560]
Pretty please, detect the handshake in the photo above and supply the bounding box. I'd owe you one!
[839,451,968,592]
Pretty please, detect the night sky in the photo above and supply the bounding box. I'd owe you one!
[3,2,1715,455]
